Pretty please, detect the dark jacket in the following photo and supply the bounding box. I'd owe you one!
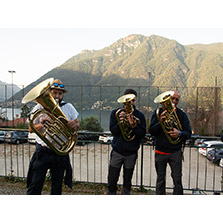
[149,107,192,153]
[110,106,146,156]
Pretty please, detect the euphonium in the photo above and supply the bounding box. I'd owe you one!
[154,91,182,144]
[115,94,138,142]
[22,78,77,155]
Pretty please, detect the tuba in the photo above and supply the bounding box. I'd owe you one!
[115,94,138,142]
[22,78,77,155]
[154,91,182,144]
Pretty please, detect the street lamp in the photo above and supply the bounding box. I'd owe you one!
[8,70,16,127]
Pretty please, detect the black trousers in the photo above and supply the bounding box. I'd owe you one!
[27,144,67,195]
[155,150,183,195]
[107,150,137,195]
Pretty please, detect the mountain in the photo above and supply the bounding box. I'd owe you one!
[13,34,223,108]
[34,34,223,88]
[0,80,21,102]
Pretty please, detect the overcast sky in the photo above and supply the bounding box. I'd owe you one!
[1,1,223,87]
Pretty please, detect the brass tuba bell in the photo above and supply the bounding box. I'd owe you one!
[115,94,138,142]
[22,78,77,155]
[154,91,182,144]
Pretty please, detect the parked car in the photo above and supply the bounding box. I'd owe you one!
[186,134,200,146]
[141,134,153,145]
[219,158,223,168]
[207,148,223,165]
[195,139,209,147]
[77,131,99,146]
[80,132,99,142]
[28,132,36,144]
[0,130,6,143]
[194,137,219,147]
[198,141,223,156]
[5,131,29,144]
[99,132,113,144]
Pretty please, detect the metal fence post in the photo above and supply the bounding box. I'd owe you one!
[80,85,83,120]
[140,142,144,191]
[99,85,102,127]
[221,169,223,192]
[195,87,198,134]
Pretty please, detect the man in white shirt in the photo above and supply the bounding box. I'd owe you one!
[27,79,79,195]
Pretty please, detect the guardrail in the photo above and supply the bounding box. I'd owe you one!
[0,132,223,194]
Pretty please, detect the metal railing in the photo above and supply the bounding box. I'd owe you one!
[0,132,223,194]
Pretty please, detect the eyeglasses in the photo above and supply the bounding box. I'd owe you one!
[53,83,65,88]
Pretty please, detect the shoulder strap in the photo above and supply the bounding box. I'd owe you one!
[59,101,67,107]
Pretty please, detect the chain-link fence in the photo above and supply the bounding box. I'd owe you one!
[0,84,222,135]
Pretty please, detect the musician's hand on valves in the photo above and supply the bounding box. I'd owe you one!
[168,128,180,139]
[119,111,126,121]
[68,119,80,130]
[160,110,167,122]
[127,114,137,129]
[35,117,51,130]
[40,117,51,124]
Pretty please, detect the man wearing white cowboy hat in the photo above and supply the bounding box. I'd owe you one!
[27,78,80,195]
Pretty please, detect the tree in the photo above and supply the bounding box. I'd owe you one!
[80,116,103,132]
[185,87,222,136]
[20,104,30,118]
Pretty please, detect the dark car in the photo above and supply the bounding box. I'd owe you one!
[77,131,99,146]
[186,134,200,146]
[0,130,6,143]
[207,148,223,165]
[141,134,153,145]
[5,131,29,144]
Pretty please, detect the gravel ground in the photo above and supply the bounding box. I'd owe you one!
[0,177,155,195]
[0,182,27,195]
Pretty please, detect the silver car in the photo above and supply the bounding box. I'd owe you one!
[198,140,223,156]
